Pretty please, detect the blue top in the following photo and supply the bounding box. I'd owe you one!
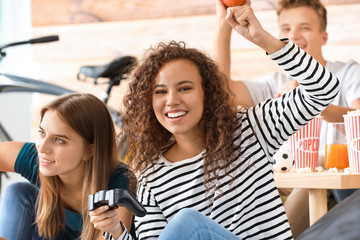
[15,142,136,239]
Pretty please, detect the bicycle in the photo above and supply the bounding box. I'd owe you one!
[0,36,136,194]
[77,54,136,106]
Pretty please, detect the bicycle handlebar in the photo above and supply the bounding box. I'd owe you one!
[0,35,59,60]
[0,35,59,51]
[29,35,59,44]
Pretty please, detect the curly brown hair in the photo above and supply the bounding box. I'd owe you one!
[120,41,239,189]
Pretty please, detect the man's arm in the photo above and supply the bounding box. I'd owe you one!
[213,0,255,107]
[321,99,360,122]
[213,0,232,80]
[277,80,360,122]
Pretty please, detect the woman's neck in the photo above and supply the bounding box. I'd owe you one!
[59,179,84,213]
[164,134,204,162]
[58,164,85,191]
[58,165,85,213]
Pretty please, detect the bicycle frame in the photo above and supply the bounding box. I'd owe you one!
[0,35,124,142]
[0,73,75,141]
[0,73,74,95]
[0,72,122,142]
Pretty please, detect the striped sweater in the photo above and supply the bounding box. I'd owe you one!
[112,40,339,240]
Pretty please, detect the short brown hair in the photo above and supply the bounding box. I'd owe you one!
[276,0,327,32]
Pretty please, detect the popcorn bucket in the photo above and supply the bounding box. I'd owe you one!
[289,116,322,170]
[343,113,360,173]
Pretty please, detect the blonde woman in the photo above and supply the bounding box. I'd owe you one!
[0,93,135,239]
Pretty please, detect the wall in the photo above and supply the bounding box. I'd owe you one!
[1,0,359,201]
[30,1,360,112]
[30,0,360,25]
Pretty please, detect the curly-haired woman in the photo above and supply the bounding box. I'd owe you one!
[93,5,340,240]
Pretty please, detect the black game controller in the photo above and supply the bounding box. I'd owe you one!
[88,189,147,217]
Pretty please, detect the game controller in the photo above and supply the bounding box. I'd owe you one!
[88,189,147,217]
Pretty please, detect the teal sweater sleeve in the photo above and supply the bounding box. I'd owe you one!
[14,142,39,185]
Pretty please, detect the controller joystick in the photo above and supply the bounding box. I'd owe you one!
[88,189,146,217]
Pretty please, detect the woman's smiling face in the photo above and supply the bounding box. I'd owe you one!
[36,110,92,179]
[152,59,204,138]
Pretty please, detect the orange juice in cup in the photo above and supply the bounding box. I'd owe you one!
[324,122,349,170]
[325,144,349,169]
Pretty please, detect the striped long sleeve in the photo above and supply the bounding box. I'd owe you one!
[250,40,339,158]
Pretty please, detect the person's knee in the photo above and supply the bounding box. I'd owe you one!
[332,189,358,203]
[168,208,206,231]
[4,182,31,196]
[159,208,202,239]
[0,182,38,239]
[2,182,37,205]
[175,208,202,223]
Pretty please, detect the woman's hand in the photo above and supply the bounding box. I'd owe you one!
[225,5,285,54]
[225,5,264,43]
[89,206,123,239]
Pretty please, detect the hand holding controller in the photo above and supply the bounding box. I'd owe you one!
[88,189,147,217]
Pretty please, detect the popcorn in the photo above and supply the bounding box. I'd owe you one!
[290,117,322,171]
[346,109,360,115]
[295,167,312,173]
[328,167,338,173]
[344,167,352,174]
[315,166,324,172]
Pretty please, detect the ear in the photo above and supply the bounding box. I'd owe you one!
[321,31,328,45]
[83,144,95,161]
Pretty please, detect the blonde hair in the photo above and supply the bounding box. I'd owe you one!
[35,93,119,239]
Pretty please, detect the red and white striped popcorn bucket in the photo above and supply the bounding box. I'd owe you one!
[344,114,360,173]
[289,116,323,170]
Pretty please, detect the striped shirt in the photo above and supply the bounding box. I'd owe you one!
[111,40,339,240]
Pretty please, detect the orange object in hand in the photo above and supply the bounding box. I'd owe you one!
[325,144,349,169]
[222,0,247,7]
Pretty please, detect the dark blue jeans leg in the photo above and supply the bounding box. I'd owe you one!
[332,189,358,203]
[0,182,39,240]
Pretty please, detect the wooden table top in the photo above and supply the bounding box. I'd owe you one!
[274,171,360,189]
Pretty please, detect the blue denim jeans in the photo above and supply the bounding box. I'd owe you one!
[0,182,41,240]
[0,182,71,240]
[332,189,358,203]
[158,208,241,240]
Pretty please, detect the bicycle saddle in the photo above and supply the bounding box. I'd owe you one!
[77,56,137,82]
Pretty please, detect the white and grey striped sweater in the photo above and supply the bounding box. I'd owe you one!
[111,40,339,240]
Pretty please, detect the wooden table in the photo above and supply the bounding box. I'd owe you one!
[274,171,360,225]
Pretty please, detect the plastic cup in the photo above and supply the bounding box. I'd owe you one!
[343,114,360,173]
[289,116,322,170]
[324,122,349,170]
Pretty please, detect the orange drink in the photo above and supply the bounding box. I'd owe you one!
[325,144,349,169]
